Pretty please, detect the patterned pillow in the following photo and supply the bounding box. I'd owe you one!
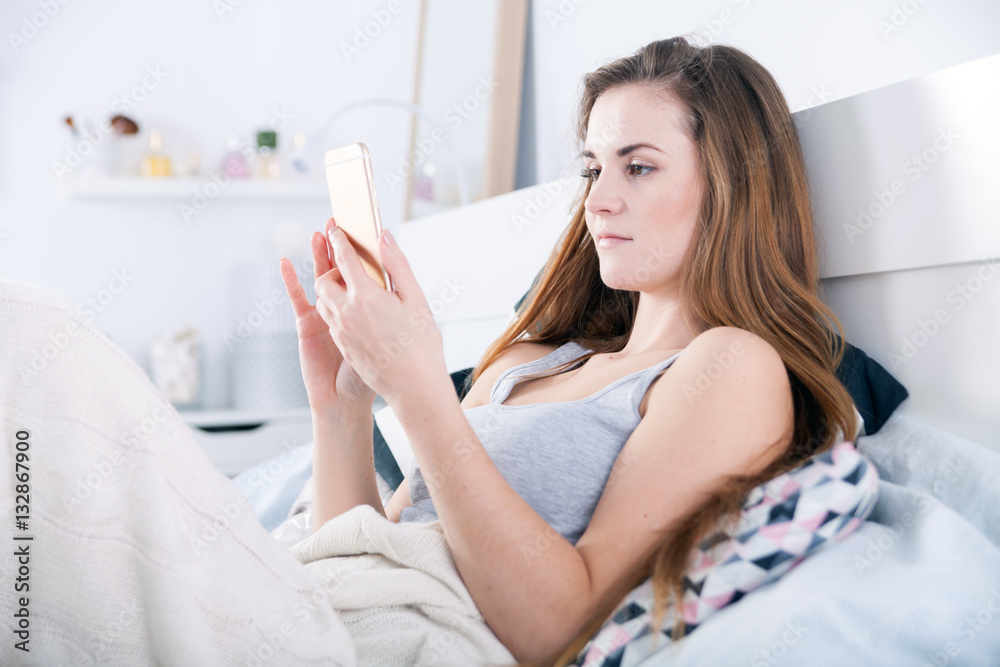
[575,440,880,667]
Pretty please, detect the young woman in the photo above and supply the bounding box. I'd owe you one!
[278,36,857,665]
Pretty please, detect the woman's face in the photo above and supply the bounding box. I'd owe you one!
[582,84,704,295]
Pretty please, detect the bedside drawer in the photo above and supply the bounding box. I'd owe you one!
[181,408,313,477]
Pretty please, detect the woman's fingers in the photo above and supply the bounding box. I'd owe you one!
[315,295,337,328]
[278,258,312,319]
[312,229,333,280]
[327,227,371,292]
[377,230,420,299]
[314,266,346,314]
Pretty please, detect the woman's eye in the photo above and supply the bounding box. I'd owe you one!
[580,164,653,181]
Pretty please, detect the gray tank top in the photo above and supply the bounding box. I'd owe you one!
[398,341,683,545]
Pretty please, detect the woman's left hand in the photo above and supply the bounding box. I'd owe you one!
[313,224,447,405]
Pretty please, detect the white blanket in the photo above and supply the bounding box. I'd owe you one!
[0,278,512,666]
[280,505,514,666]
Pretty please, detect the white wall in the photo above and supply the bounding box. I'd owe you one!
[523,0,1000,183]
[0,0,420,408]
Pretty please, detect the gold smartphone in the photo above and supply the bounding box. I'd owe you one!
[324,142,393,291]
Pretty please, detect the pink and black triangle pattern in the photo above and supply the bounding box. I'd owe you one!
[575,440,880,667]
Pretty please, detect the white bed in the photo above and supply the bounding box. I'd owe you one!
[634,411,1000,666]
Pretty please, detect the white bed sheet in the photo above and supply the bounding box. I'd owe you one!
[632,414,1000,666]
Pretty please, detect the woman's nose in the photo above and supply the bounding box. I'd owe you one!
[584,174,624,216]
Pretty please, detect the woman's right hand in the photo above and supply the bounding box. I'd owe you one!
[279,217,376,416]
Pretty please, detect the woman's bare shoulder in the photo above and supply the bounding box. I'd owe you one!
[459,341,561,409]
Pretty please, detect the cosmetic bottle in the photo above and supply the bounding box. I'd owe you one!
[222,136,250,178]
[286,132,306,178]
[140,130,172,177]
[256,130,279,179]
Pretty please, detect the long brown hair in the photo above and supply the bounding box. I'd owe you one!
[470,36,858,665]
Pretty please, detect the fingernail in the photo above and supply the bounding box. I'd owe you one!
[328,229,343,258]
[381,230,393,247]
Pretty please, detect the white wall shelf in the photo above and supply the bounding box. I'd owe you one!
[58,176,328,200]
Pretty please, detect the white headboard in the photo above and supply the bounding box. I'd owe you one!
[396,178,579,371]
[802,51,1000,452]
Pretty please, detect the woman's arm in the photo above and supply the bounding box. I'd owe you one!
[278,221,385,532]
[311,407,386,532]
[390,327,793,661]
[390,368,593,659]
[306,227,586,642]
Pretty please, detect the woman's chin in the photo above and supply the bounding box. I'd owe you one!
[600,272,642,292]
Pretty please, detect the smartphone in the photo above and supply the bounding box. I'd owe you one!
[324,142,393,291]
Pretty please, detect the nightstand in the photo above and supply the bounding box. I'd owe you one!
[180,407,313,477]
[180,397,389,478]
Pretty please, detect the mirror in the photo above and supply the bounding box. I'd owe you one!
[403,0,528,220]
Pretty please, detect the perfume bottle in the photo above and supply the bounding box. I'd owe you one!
[222,136,250,178]
[286,132,306,178]
[255,130,279,179]
[140,130,172,177]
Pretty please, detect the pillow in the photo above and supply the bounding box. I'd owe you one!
[574,440,879,667]
[834,341,908,435]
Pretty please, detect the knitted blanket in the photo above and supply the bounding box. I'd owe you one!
[0,278,513,666]
[281,504,515,666]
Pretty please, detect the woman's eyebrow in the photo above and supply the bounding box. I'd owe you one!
[580,142,665,159]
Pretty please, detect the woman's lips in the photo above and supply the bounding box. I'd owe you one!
[597,236,631,249]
